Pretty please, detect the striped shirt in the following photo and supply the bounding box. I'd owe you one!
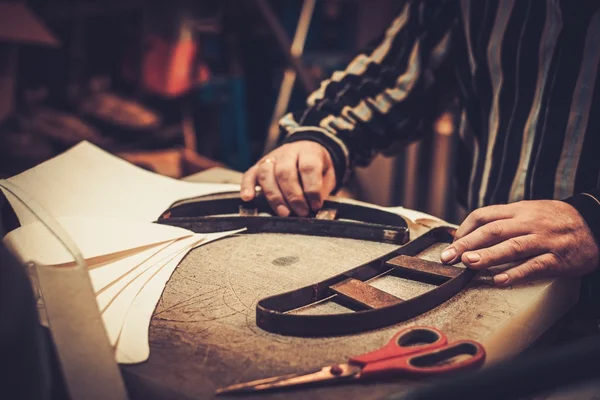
[280,0,600,246]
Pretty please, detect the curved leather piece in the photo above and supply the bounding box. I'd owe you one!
[156,193,472,337]
[255,227,475,337]
[157,192,410,245]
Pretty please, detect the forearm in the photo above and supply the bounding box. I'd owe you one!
[279,0,457,189]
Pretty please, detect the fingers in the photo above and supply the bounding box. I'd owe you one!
[460,234,547,269]
[441,219,529,264]
[275,156,310,217]
[256,159,290,217]
[298,152,325,211]
[242,141,336,216]
[240,166,258,201]
[493,253,559,286]
[454,204,515,241]
[323,167,337,196]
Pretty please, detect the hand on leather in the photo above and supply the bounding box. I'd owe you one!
[240,141,336,217]
[440,200,599,286]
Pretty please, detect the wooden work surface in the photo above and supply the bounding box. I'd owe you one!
[121,170,581,400]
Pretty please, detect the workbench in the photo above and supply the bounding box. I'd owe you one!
[120,168,581,400]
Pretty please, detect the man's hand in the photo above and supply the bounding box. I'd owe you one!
[241,141,336,217]
[440,200,599,286]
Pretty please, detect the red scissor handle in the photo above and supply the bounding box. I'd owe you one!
[349,326,448,365]
[359,340,486,378]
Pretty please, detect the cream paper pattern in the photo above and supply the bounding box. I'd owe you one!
[0,141,244,363]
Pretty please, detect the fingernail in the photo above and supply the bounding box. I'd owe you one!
[297,207,309,217]
[465,253,481,263]
[276,205,290,217]
[310,201,322,211]
[241,189,253,200]
[441,247,456,263]
[494,273,509,285]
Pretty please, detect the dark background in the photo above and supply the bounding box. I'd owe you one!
[0,0,462,223]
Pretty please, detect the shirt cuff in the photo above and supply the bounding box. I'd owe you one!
[562,191,600,246]
[562,190,600,313]
[281,127,351,193]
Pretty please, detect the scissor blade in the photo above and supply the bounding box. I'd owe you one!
[215,364,360,395]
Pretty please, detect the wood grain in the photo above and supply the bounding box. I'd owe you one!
[120,169,580,399]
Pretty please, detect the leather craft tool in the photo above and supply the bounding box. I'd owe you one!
[157,192,476,337]
[159,191,410,245]
[215,326,486,395]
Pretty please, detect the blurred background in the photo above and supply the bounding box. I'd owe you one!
[0,0,465,223]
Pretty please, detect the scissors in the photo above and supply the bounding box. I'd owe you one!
[215,326,486,395]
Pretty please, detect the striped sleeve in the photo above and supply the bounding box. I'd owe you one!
[279,0,458,189]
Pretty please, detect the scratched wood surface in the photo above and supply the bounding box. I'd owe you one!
[120,171,580,400]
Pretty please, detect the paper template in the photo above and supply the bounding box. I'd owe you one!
[1,141,240,226]
[89,241,175,293]
[386,206,445,224]
[0,141,249,367]
[96,236,204,312]
[101,245,188,346]
[2,216,192,266]
[100,235,206,345]
[102,232,224,347]
[114,250,188,359]
[115,229,246,364]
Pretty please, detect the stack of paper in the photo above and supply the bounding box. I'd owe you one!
[0,142,244,363]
